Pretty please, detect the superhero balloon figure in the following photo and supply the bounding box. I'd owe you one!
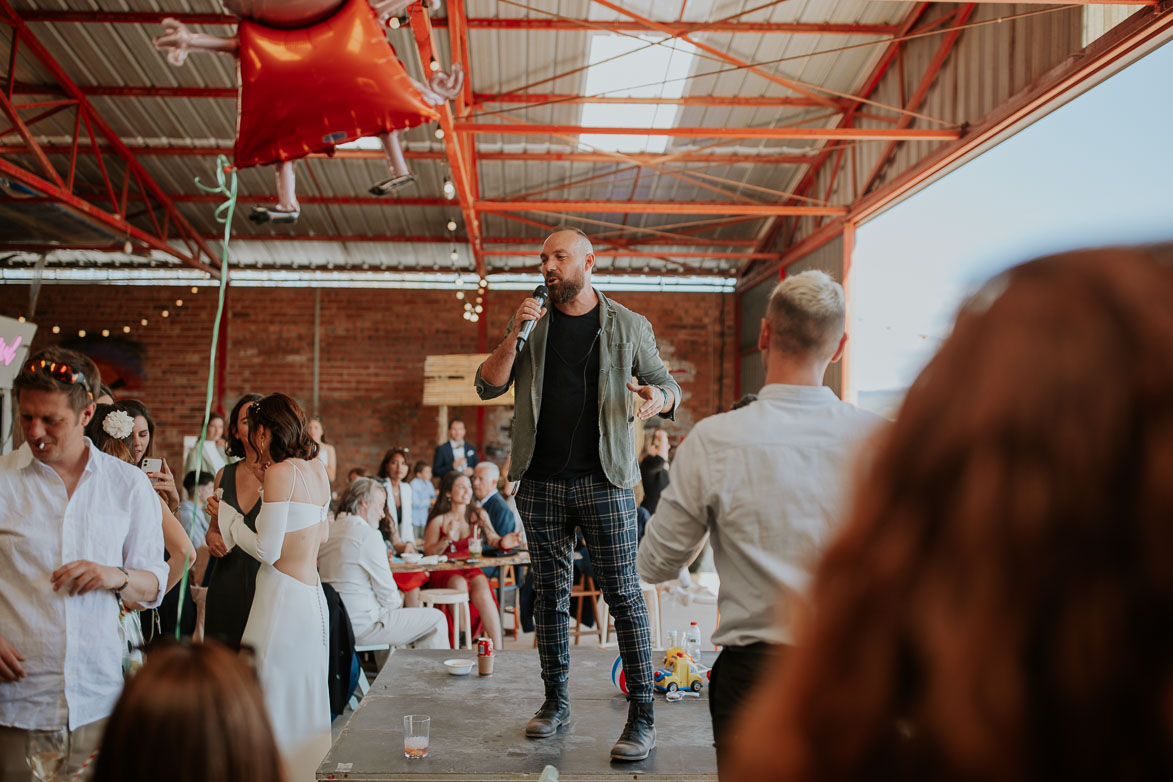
[154,0,463,224]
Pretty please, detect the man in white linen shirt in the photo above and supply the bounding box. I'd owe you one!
[0,348,167,780]
[318,477,448,666]
[636,270,883,776]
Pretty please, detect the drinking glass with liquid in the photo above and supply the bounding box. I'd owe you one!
[403,714,430,759]
[26,727,69,781]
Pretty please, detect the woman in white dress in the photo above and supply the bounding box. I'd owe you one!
[308,416,337,484]
[210,393,332,782]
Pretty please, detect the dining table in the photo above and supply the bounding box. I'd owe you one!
[389,550,530,629]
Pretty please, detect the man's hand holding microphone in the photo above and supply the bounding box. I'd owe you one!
[513,284,549,353]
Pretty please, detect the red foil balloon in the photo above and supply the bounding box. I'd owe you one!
[233,0,439,169]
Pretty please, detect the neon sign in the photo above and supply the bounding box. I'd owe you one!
[0,335,21,367]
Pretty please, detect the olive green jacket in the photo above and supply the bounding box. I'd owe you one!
[474,288,681,489]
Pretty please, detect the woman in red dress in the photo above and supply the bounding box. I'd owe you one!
[424,472,521,649]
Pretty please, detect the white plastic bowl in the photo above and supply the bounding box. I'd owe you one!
[444,659,474,676]
[401,552,423,564]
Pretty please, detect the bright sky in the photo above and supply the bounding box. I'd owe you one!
[579,35,698,153]
[850,40,1173,400]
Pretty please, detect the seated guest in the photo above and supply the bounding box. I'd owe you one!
[318,478,449,662]
[472,461,517,580]
[0,349,167,777]
[376,447,415,548]
[729,246,1173,781]
[346,466,367,484]
[184,412,228,479]
[92,641,283,782]
[432,417,478,479]
[409,460,436,541]
[424,472,521,649]
[179,470,215,548]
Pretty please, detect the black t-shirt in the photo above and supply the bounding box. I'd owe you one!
[639,455,669,513]
[527,303,603,480]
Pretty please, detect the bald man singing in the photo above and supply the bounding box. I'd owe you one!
[476,228,681,761]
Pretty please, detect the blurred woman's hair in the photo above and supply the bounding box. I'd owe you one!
[731,245,1173,782]
[92,641,283,782]
[247,393,317,463]
[84,403,135,463]
[376,447,410,481]
[225,393,263,459]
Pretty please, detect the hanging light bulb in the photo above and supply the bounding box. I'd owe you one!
[17,316,25,323]
[191,286,198,294]
[162,310,170,318]
[388,15,401,29]
[462,311,471,321]
[123,240,133,254]
[474,305,483,314]
[454,275,464,288]
[51,325,61,334]
[175,299,183,307]
[464,302,473,311]
[141,318,148,327]
[456,291,465,300]
[470,313,479,322]
[442,178,456,200]
[123,325,131,334]
[447,219,457,232]
[78,329,86,337]
[429,58,440,72]
[434,126,445,140]
[479,277,488,288]
[101,329,110,337]
[450,249,459,262]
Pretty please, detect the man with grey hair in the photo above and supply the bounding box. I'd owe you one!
[476,227,680,761]
[318,477,448,661]
[636,269,883,776]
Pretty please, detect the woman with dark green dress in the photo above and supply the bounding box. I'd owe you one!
[203,394,264,644]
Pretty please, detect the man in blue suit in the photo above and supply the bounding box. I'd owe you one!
[473,461,517,539]
[432,417,478,479]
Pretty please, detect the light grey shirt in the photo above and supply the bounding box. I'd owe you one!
[0,439,167,730]
[318,513,402,638]
[637,384,884,647]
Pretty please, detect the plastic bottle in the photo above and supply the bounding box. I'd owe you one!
[685,622,702,661]
[667,629,680,651]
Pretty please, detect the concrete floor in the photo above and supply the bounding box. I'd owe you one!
[324,648,718,781]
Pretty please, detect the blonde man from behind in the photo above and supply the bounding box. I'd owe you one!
[637,270,884,777]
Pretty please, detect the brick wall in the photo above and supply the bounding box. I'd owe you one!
[1,283,736,482]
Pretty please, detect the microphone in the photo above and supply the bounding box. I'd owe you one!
[516,284,549,353]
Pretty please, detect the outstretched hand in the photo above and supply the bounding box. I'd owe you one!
[627,382,667,420]
[153,18,194,66]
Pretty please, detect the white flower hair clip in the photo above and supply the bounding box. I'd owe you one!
[102,409,135,440]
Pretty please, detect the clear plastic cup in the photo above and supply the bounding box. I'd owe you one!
[403,715,430,759]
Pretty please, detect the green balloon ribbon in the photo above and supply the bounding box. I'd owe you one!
[175,156,237,638]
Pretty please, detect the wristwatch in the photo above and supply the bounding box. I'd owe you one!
[112,566,130,598]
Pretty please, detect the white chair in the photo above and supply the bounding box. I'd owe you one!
[348,642,391,711]
[597,580,662,649]
[419,588,474,649]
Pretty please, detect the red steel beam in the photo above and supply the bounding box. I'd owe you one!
[0,0,220,274]
[0,143,817,165]
[475,200,846,217]
[858,5,977,197]
[210,234,760,247]
[16,11,902,34]
[455,124,961,141]
[483,249,778,260]
[0,159,217,276]
[6,194,449,206]
[409,3,484,279]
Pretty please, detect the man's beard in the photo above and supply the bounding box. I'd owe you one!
[549,271,584,304]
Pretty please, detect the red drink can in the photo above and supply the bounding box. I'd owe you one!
[477,638,493,657]
[477,638,494,675]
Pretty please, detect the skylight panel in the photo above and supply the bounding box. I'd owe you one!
[579,34,698,154]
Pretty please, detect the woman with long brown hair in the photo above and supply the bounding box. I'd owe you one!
[93,641,283,782]
[730,245,1173,782]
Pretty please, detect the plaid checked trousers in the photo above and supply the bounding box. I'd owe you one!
[517,473,654,702]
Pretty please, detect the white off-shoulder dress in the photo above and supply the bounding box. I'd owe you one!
[222,464,331,782]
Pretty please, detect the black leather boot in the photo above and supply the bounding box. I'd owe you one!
[525,681,571,738]
[610,699,656,761]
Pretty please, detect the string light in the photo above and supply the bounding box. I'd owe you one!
[191,286,198,294]
[447,219,457,232]
[434,126,445,140]
[123,326,131,334]
[388,15,401,29]
[474,305,483,314]
[78,329,86,337]
[442,178,456,200]
[51,325,60,334]
[161,310,170,318]
[454,275,464,288]
[450,249,459,262]
[470,313,479,322]
[175,299,184,307]
[141,318,148,326]
[101,329,110,337]
[17,316,25,323]
[462,311,471,321]
[456,291,465,300]
[429,58,440,72]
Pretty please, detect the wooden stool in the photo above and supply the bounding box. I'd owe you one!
[420,588,474,650]
[489,564,521,641]
[598,581,662,649]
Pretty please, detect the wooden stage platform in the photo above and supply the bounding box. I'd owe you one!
[319,649,718,781]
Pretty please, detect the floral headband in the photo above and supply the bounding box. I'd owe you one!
[102,409,134,440]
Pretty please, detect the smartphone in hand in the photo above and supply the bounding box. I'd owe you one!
[141,457,163,473]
